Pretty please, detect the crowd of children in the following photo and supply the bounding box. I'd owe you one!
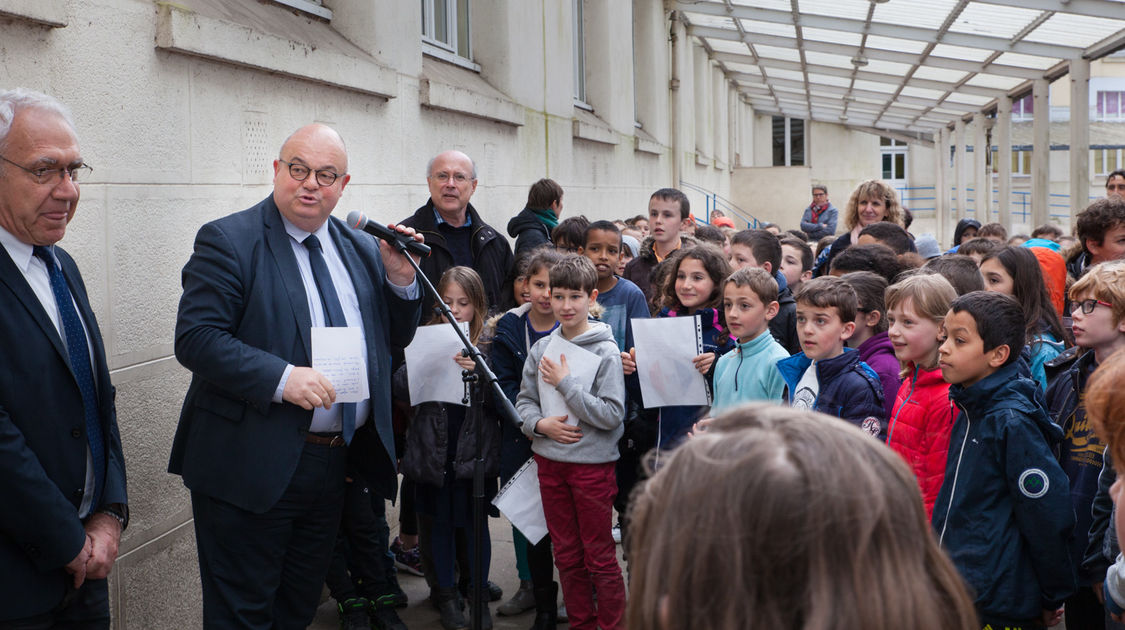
[363,173,1125,630]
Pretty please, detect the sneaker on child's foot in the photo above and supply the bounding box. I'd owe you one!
[337,598,371,630]
[390,536,424,577]
[611,525,622,544]
[370,605,408,630]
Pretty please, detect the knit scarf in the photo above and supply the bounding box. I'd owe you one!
[531,207,559,230]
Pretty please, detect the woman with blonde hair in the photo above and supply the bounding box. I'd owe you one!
[626,404,977,630]
[817,179,904,275]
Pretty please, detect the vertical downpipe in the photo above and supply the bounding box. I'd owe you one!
[669,10,681,188]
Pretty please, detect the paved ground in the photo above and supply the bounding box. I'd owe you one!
[309,502,627,629]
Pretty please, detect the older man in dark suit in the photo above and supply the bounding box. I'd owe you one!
[169,123,422,628]
[0,89,128,627]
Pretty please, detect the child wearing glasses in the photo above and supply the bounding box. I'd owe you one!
[1045,260,1125,628]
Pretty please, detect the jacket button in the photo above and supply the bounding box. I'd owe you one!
[71,428,82,438]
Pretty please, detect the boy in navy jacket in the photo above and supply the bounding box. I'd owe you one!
[932,291,1076,629]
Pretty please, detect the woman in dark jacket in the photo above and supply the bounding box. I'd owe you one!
[816,179,905,276]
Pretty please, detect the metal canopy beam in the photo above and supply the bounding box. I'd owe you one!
[677,1,1083,58]
[975,0,1125,20]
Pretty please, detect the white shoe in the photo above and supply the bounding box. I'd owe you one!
[611,525,622,544]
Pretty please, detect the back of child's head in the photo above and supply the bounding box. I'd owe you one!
[948,291,1025,365]
[1070,260,1125,327]
[1031,223,1063,241]
[779,236,814,271]
[434,266,487,343]
[980,245,1067,345]
[661,244,732,312]
[1086,348,1125,474]
[1076,196,1125,254]
[829,243,905,285]
[552,216,590,251]
[651,187,690,220]
[526,247,565,280]
[794,276,858,323]
[958,237,999,260]
[548,254,598,295]
[885,274,957,323]
[526,178,563,209]
[694,224,727,248]
[626,214,647,227]
[785,228,809,242]
[731,229,781,272]
[920,255,984,295]
[723,267,778,307]
[978,222,1007,242]
[626,403,978,630]
[902,207,914,231]
[858,222,915,255]
[841,271,889,334]
[583,219,621,246]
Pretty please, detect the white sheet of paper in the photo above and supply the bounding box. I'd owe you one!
[311,326,370,404]
[492,458,548,544]
[403,322,471,406]
[537,335,602,426]
[632,316,709,407]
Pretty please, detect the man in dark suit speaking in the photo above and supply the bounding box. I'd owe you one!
[169,123,422,627]
[0,88,129,627]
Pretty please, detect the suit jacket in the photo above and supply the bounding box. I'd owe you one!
[0,243,127,620]
[169,196,421,510]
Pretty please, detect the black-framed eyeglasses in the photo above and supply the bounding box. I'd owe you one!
[1070,298,1113,315]
[0,154,92,185]
[279,160,342,187]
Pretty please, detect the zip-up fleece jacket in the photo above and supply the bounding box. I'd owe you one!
[777,348,886,440]
[931,362,1076,624]
[711,331,788,414]
[1045,349,1106,585]
[515,322,625,464]
[857,332,902,421]
[885,364,955,519]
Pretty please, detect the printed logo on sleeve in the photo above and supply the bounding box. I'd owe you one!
[1018,468,1049,499]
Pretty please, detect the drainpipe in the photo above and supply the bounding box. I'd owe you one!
[669,10,681,189]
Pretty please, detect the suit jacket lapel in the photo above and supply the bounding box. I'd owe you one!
[0,244,70,368]
[262,200,313,361]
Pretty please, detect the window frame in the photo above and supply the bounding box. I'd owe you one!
[1096,91,1125,122]
[573,0,591,109]
[771,116,805,167]
[421,0,479,72]
[1093,147,1124,177]
[270,0,332,20]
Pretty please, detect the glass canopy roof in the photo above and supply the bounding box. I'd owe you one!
[678,0,1125,137]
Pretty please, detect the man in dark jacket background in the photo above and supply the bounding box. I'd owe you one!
[400,150,513,314]
[508,178,563,254]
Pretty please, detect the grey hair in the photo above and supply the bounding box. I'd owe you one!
[812,184,827,195]
[0,88,77,153]
[426,151,477,180]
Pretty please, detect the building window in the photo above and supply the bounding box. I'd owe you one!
[990,149,1032,176]
[880,138,907,182]
[1093,148,1124,176]
[1012,94,1034,121]
[422,0,473,66]
[270,0,332,20]
[573,0,588,107]
[1097,91,1125,122]
[772,116,804,166]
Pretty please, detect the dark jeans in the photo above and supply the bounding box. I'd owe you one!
[0,579,109,630]
[325,474,396,603]
[192,442,347,629]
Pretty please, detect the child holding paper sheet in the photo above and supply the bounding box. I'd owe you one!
[394,266,500,630]
[516,255,626,630]
[638,245,733,448]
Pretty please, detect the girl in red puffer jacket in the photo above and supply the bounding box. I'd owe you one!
[884,274,958,518]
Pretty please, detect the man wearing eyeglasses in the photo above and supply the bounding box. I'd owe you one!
[400,150,513,314]
[0,88,129,627]
[169,123,423,627]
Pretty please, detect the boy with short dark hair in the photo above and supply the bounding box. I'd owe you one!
[1046,261,1125,626]
[624,188,693,304]
[1071,196,1125,279]
[776,276,885,437]
[730,229,799,354]
[552,216,590,254]
[516,255,626,630]
[856,222,916,255]
[920,254,985,295]
[779,236,813,295]
[979,222,1008,243]
[958,237,1000,265]
[933,291,1076,629]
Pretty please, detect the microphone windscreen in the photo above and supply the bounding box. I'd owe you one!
[346,210,367,229]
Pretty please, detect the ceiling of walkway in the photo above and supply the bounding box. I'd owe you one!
[674,0,1125,140]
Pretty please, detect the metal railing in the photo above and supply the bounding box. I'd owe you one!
[900,185,1091,223]
[678,181,764,228]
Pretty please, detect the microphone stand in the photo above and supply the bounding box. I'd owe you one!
[391,240,521,630]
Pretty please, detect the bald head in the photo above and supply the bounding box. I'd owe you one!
[272,123,350,233]
[280,124,348,173]
[426,150,478,226]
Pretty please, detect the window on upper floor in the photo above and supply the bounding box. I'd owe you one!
[270,0,332,20]
[573,0,589,108]
[772,116,805,166]
[422,0,476,70]
[992,149,1032,176]
[881,138,907,183]
[1093,148,1124,176]
[1012,94,1033,121]
[1097,91,1125,122]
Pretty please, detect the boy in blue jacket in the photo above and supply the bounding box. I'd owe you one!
[933,291,1076,629]
[776,276,885,439]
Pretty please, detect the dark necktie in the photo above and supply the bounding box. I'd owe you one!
[33,246,105,509]
[302,235,357,444]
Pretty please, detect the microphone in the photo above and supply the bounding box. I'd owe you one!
[346,211,431,257]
